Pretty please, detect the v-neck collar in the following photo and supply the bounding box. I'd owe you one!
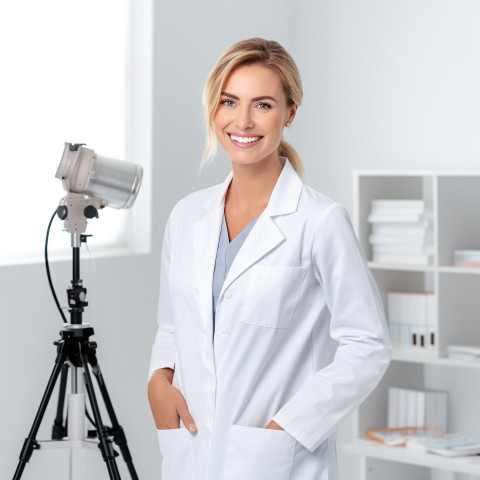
[223,213,259,245]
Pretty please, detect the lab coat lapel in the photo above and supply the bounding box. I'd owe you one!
[220,158,304,296]
[193,173,232,334]
[219,214,284,296]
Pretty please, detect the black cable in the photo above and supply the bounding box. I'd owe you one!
[45,209,67,323]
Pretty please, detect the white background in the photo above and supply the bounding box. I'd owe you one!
[1,1,480,479]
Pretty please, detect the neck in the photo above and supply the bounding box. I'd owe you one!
[226,156,283,211]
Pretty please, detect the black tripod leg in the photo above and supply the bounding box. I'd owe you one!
[13,343,68,480]
[78,344,121,480]
[91,362,139,480]
[52,363,69,440]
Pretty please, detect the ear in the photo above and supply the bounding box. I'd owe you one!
[286,104,298,125]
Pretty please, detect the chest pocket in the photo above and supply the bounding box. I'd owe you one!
[242,265,307,328]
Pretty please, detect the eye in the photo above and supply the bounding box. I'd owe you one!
[256,102,272,110]
[220,99,236,107]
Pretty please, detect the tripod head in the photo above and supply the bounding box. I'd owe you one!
[56,193,104,235]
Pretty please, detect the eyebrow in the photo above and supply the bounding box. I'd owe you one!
[220,91,278,103]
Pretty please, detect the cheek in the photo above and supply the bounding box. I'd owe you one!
[265,117,285,142]
[213,117,224,137]
[264,110,285,130]
[213,115,230,147]
[213,111,229,133]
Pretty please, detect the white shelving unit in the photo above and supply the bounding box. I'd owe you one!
[345,171,480,480]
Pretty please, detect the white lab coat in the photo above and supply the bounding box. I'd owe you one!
[149,158,391,480]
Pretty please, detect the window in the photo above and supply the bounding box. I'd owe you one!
[0,0,151,264]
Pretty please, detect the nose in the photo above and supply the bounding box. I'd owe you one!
[235,106,254,130]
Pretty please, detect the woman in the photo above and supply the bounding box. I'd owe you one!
[148,38,391,480]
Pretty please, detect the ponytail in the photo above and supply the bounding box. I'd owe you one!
[278,137,304,179]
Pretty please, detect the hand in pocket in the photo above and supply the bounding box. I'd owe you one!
[265,420,284,431]
[148,368,197,432]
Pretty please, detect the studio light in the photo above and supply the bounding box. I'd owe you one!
[55,142,143,234]
[56,142,143,209]
[12,143,142,480]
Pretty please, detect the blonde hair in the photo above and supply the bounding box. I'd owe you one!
[201,38,304,177]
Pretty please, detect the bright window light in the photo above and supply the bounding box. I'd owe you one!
[0,0,131,264]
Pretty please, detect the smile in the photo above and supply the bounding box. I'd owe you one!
[228,134,263,145]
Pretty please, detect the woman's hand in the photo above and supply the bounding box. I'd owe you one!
[148,368,197,432]
[265,420,284,430]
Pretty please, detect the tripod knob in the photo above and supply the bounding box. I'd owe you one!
[68,286,88,308]
[57,205,68,220]
[84,205,99,219]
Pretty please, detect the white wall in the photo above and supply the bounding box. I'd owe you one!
[3,1,479,479]
[291,0,480,210]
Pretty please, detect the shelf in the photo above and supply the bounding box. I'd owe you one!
[344,440,480,475]
[353,170,480,177]
[438,266,480,275]
[369,263,480,275]
[354,171,480,478]
[368,262,435,272]
[391,349,437,363]
[391,349,480,369]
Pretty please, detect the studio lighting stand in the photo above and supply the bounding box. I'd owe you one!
[13,143,142,480]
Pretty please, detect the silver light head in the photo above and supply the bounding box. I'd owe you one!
[56,142,143,209]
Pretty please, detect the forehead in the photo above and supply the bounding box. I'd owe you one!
[222,63,285,99]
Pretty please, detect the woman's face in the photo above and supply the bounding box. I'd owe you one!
[214,63,296,168]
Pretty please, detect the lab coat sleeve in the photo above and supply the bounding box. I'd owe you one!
[272,203,392,452]
[148,209,177,381]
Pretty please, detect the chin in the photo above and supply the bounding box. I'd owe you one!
[230,156,269,167]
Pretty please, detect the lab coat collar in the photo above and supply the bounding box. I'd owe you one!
[202,172,232,214]
[202,157,304,217]
[266,157,304,217]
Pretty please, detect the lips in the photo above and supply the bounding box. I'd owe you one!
[228,133,264,147]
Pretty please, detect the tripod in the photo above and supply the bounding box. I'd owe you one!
[13,227,138,480]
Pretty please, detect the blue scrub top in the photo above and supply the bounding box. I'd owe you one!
[212,214,258,336]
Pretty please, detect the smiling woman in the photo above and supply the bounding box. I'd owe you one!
[148,37,391,480]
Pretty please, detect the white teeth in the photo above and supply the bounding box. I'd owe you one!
[230,134,261,143]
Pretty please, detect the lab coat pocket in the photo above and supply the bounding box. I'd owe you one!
[221,424,296,480]
[243,265,307,328]
[157,427,192,480]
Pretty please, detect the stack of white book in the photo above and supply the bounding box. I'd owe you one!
[387,291,436,350]
[388,387,448,431]
[407,434,480,457]
[454,249,480,267]
[368,199,433,265]
[447,345,480,362]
